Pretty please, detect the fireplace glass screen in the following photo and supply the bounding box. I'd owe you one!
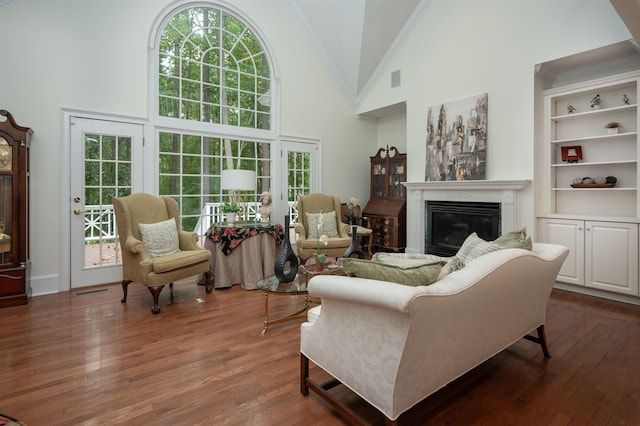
[426,201,501,256]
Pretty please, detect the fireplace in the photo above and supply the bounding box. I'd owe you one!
[426,201,501,256]
[402,180,531,255]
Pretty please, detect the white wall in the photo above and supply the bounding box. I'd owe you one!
[0,0,376,295]
[357,0,632,252]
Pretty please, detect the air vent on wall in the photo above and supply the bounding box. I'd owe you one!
[391,70,401,88]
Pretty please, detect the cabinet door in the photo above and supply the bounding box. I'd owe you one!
[538,218,585,285]
[585,221,638,295]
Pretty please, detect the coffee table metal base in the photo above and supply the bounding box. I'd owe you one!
[256,274,310,335]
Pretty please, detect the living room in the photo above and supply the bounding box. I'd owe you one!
[1,0,640,424]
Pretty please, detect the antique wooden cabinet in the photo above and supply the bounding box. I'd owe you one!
[363,146,406,252]
[0,110,33,308]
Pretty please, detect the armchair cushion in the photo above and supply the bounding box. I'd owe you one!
[305,211,339,238]
[139,218,180,257]
[151,249,212,274]
[342,258,443,286]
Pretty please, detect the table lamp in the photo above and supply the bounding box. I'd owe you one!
[221,169,256,222]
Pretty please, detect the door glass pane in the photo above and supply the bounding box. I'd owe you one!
[0,175,12,264]
[83,133,131,268]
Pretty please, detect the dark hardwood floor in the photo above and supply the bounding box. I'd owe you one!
[1,280,639,425]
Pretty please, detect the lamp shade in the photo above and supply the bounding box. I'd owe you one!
[221,169,256,191]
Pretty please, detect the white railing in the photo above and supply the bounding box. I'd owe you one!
[84,204,118,241]
[84,201,300,244]
[194,201,299,235]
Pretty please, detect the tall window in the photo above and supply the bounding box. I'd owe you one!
[156,3,274,230]
[158,5,271,128]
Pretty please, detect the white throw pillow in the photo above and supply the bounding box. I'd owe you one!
[305,211,339,239]
[139,218,180,258]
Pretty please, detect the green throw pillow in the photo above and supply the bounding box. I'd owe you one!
[493,227,532,250]
[342,258,443,286]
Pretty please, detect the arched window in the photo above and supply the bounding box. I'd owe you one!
[153,3,275,231]
[158,5,271,128]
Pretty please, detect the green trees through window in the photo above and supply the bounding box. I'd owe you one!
[156,3,273,231]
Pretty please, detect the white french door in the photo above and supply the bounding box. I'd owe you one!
[280,138,319,224]
[69,118,144,288]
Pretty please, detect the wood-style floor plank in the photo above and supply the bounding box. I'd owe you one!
[1,282,639,425]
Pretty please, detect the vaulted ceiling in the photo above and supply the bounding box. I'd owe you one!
[290,0,640,105]
[288,0,426,104]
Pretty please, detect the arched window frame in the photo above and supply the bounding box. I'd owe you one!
[148,1,280,231]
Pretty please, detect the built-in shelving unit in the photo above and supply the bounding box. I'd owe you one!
[538,70,640,301]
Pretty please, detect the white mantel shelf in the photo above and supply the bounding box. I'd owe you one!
[403,180,531,191]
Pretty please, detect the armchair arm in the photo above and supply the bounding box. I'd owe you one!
[124,235,147,255]
[337,221,350,237]
[178,230,200,250]
[295,223,307,241]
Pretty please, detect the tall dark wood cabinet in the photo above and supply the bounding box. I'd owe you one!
[363,146,406,252]
[0,110,33,308]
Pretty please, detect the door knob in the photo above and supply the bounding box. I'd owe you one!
[73,197,81,203]
[73,209,83,215]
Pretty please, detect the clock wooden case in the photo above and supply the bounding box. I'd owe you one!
[0,110,33,308]
[363,146,406,252]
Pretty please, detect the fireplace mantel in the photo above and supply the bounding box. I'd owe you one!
[404,180,530,191]
[402,180,531,253]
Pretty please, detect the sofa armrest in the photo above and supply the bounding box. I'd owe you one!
[308,275,420,314]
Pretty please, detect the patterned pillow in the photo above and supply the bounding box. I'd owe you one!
[306,211,339,239]
[139,218,180,258]
[342,258,443,286]
[456,232,504,264]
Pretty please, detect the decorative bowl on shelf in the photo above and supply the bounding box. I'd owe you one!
[570,183,615,188]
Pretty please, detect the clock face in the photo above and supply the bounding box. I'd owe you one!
[0,142,11,171]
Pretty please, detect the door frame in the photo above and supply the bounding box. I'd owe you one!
[60,109,153,292]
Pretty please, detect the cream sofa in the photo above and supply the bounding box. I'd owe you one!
[300,243,568,425]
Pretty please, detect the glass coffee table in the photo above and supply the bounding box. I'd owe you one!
[256,273,310,335]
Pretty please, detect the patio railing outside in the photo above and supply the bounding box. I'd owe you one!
[85,201,300,242]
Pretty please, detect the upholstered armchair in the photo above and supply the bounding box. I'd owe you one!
[113,193,212,314]
[295,193,351,262]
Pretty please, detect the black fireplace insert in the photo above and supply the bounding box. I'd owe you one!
[426,200,501,256]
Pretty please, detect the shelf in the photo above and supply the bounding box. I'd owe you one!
[551,132,637,144]
[552,187,636,191]
[552,160,637,167]
[551,104,637,121]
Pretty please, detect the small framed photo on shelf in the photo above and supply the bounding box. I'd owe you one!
[561,145,583,163]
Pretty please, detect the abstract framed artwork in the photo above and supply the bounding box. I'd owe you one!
[425,93,488,181]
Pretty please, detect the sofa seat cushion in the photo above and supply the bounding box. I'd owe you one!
[151,248,211,273]
[342,258,443,286]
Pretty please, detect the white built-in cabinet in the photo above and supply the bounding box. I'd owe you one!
[538,218,638,296]
[538,70,640,300]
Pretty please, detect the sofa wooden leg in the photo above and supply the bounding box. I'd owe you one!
[147,285,165,314]
[524,324,551,358]
[301,353,309,395]
[121,280,132,303]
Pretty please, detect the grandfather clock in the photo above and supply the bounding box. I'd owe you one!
[0,110,33,308]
